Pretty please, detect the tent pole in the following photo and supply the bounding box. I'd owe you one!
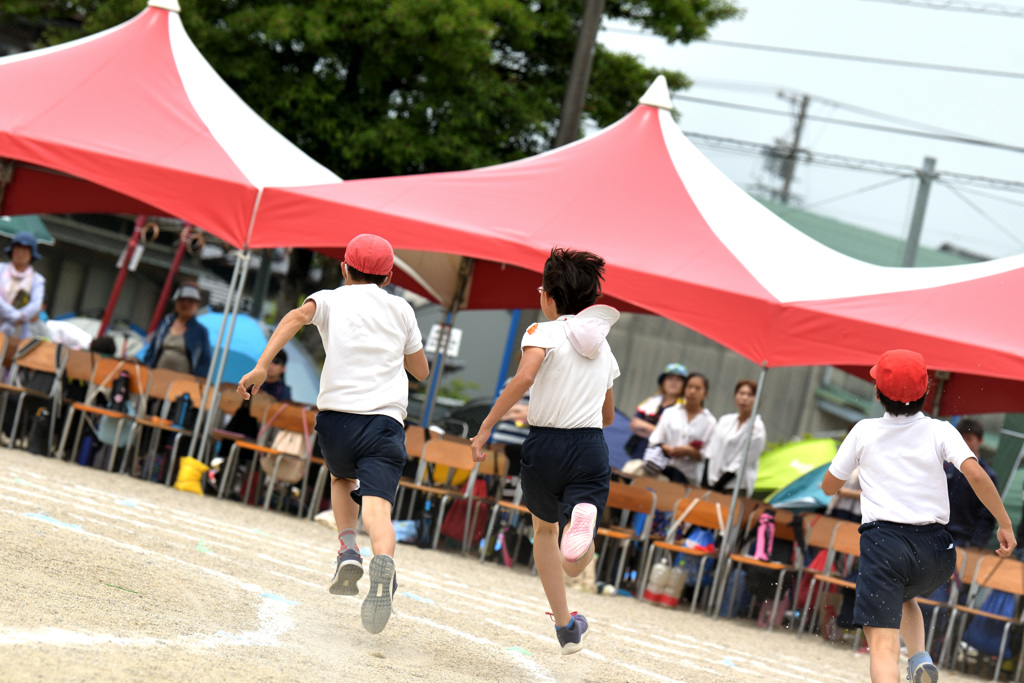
[195,250,253,461]
[186,250,245,461]
[493,309,522,401]
[99,215,146,336]
[147,224,194,335]
[709,365,769,619]
[0,159,13,213]
[420,258,474,428]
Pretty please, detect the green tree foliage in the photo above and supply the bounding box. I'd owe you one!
[2,0,740,178]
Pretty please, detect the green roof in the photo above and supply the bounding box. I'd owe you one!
[757,197,979,267]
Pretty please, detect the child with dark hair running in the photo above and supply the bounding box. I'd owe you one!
[471,247,619,655]
[822,349,1015,683]
[238,234,429,635]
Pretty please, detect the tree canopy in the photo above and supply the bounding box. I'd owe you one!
[3,0,741,178]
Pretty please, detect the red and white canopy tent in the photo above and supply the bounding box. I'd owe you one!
[251,76,1024,415]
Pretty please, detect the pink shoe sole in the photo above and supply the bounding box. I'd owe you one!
[561,503,597,562]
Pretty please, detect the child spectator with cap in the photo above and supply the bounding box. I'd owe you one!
[238,234,428,635]
[471,247,619,655]
[822,349,1016,683]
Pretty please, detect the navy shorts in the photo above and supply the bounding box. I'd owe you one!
[315,411,406,507]
[855,521,957,629]
[520,427,611,529]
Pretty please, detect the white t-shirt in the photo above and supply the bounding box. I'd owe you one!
[305,284,422,423]
[703,413,767,495]
[828,412,976,525]
[524,313,619,429]
[648,405,717,484]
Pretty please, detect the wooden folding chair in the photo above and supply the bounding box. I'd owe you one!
[593,480,657,593]
[941,554,1024,678]
[915,546,981,659]
[127,374,209,485]
[206,385,275,464]
[393,424,433,519]
[718,508,801,631]
[57,358,150,472]
[639,496,737,613]
[219,402,317,515]
[796,519,862,639]
[0,338,66,454]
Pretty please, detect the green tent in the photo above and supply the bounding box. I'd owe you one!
[753,437,838,499]
[0,215,55,245]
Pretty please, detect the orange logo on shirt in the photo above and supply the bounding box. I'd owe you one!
[526,323,539,335]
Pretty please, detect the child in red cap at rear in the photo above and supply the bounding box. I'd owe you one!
[239,234,429,634]
[822,349,1016,683]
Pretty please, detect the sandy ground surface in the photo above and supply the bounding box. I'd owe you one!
[0,447,990,682]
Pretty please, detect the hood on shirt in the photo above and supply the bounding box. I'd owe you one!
[564,304,619,359]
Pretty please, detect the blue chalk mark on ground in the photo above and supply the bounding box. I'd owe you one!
[722,657,736,667]
[215,631,245,640]
[13,477,42,489]
[24,513,81,531]
[359,547,373,558]
[505,647,533,656]
[401,592,434,604]
[115,499,139,508]
[261,593,299,605]
[196,539,215,555]
[249,529,271,537]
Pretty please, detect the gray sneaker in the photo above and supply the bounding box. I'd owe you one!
[329,548,363,596]
[907,651,938,683]
[361,555,397,634]
[555,613,589,655]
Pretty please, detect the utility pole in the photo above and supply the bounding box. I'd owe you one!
[554,0,606,147]
[779,94,809,204]
[902,156,937,267]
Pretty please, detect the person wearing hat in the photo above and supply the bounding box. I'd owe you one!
[624,362,687,461]
[0,231,46,340]
[237,233,428,635]
[822,349,1016,683]
[141,283,211,378]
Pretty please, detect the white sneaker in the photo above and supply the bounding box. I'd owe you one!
[561,504,597,562]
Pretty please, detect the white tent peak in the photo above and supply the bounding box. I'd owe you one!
[638,75,674,111]
[148,0,181,13]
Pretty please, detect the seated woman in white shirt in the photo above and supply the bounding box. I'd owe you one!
[704,379,767,495]
[643,373,716,485]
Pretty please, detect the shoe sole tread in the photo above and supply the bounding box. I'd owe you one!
[361,555,396,634]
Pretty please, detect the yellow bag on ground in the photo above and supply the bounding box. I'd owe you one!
[174,456,210,495]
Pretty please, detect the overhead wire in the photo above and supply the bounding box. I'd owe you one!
[858,0,1024,17]
[937,180,1024,248]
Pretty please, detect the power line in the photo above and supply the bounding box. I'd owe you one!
[682,131,1024,192]
[938,180,1024,248]
[604,26,1024,80]
[952,185,1024,209]
[803,175,914,209]
[672,94,1024,154]
[859,0,1024,17]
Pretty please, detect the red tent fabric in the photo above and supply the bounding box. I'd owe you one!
[0,0,338,247]
[250,77,1024,412]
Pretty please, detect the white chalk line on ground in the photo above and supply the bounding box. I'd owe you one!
[0,507,296,650]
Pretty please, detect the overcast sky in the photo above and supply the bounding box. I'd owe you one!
[599,0,1024,259]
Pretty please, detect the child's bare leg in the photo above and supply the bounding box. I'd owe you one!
[361,496,396,557]
[331,476,359,533]
[864,626,901,682]
[533,515,571,627]
[562,541,595,577]
[901,599,927,657]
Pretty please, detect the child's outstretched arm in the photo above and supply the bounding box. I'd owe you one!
[237,300,315,399]
[961,457,1017,556]
[470,346,545,461]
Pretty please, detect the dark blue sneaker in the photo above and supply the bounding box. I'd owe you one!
[555,613,589,655]
[907,651,938,683]
[361,555,397,634]
[329,548,363,596]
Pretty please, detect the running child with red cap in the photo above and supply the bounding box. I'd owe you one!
[822,349,1016,683]
[471,247,620,655]
[238,234,429,634]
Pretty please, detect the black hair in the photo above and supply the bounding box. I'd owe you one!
[89,336,116,356]
[685,373,709,408]
[273,349,288,365]
[876,387,927,416]
[541,247,605,315]
[958,417,984,440]
[345,263,387,286]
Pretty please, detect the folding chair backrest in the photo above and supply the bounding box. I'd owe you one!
[423,437,477,472]
[672,496,728,535]
[11,338,65,375]
[263,402,316,434]
[608,480,657,517]
[150,368,196,403]
[91,358,150,395]
[960,547,988,586]
[974,556,1024,595]
[65,349,96,384]
[477,446,508,478]
[405,424,430,458]
[0,330,12,367]
[829,520,862,558]
[630,476,688,513]
[166,378,205,405]
[803,514,841,555]
[771,509,798,543]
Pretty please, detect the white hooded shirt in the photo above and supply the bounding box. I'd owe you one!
[523,305,620,429]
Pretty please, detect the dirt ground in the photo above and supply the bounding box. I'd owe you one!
[0,448,988,682]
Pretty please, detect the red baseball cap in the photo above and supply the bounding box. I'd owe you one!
[345,234,394,276]
[870,349,929,403]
